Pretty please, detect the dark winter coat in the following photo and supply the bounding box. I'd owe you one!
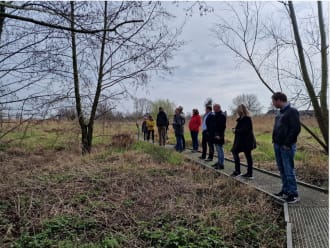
[203,113,215,134]
[157,111,169,128]
[231,116,256,153]
[172,113,185,136]
[142,120,147,133]
[213,111,226,145]
[272,104,301,146]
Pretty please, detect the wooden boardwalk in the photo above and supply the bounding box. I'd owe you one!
[175,147,329,248]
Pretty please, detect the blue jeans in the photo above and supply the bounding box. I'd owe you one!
[175,135,183,152]
[190,131,199,150]
[215,144,224,165]
[274,143,298,196]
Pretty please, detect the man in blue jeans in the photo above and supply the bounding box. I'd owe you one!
[272,92,301,204]
[212,104,226,170]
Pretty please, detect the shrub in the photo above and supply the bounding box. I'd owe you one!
[111,133,134,149]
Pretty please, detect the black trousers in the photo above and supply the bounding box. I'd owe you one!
[232,150,253,175]
[147,130,154,143]
[201,131,214,159]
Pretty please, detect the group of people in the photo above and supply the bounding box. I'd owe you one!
[141,92,301,204]
[142,107,169,145]
[188,102,255,178]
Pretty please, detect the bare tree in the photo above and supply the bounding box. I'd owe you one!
[0,1,182,153]
[213,1,328,152]
[67,1,181,153]
[150,99,176,119]
[286,1,328,152]
[133,97,152,117]
[0,1,69,140]
[230,94,262,116]
[56,107,76,121]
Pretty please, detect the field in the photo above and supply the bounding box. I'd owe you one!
[0,120,287,247]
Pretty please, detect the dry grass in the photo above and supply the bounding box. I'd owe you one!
[111,133,135,149]
[0,117,328,187]
[0,142,285,247]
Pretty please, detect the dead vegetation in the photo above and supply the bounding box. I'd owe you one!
[111,133,135,148]
[0,142,285,247]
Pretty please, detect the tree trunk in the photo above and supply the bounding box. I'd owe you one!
[70,1,90,154]
[81,124,93,154]
[317,1,329,142]
[288,1,328,153]
[71,1,109,154]
[0,2,5,41]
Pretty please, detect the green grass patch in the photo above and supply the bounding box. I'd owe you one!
[139,214,226,248]
[141,224,225,248]
[13,215,124,248]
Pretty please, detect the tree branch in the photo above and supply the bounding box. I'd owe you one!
[1,12,143,34]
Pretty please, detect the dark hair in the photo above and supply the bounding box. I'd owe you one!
[272,92,287,102]
[206,105,212,111]
[192,109,199,115]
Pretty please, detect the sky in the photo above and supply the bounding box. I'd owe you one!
[117,1,326,116]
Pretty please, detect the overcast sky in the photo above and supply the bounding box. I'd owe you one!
[119,1,326,116]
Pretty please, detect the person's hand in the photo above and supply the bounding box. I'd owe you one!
[283,145,291,150]
[215,136,220,139]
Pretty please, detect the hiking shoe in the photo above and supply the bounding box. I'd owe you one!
[213,163,224,170]
[198,156,206,160]
[218,164,224,170]
[241,173,254,179]
[274,191,287,198]
[204,158,213,162]
[285,195,300,204]
[230,171,241,177]
[212,163,219,168]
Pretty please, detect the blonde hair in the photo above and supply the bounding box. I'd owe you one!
[236,104,250,117]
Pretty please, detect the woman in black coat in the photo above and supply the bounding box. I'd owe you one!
[231,104,256,178]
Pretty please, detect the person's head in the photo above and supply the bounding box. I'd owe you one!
[192,109,199,115]
[213,103,221,113]
[272,92,287,108]
[148,115,153,120]
[205,105,212,113]
[178,106,183,113]
[159,107,163,112]
[175,108,180,115]
[236,104,250,117]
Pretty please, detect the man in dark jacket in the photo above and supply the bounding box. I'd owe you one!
[156,107,169,146]
[272,92,301,204]
[212,104,226,169]
[172,107,185,152]
[199,105,215,161]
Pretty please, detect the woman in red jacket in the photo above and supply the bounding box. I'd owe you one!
[189,109,202,152]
